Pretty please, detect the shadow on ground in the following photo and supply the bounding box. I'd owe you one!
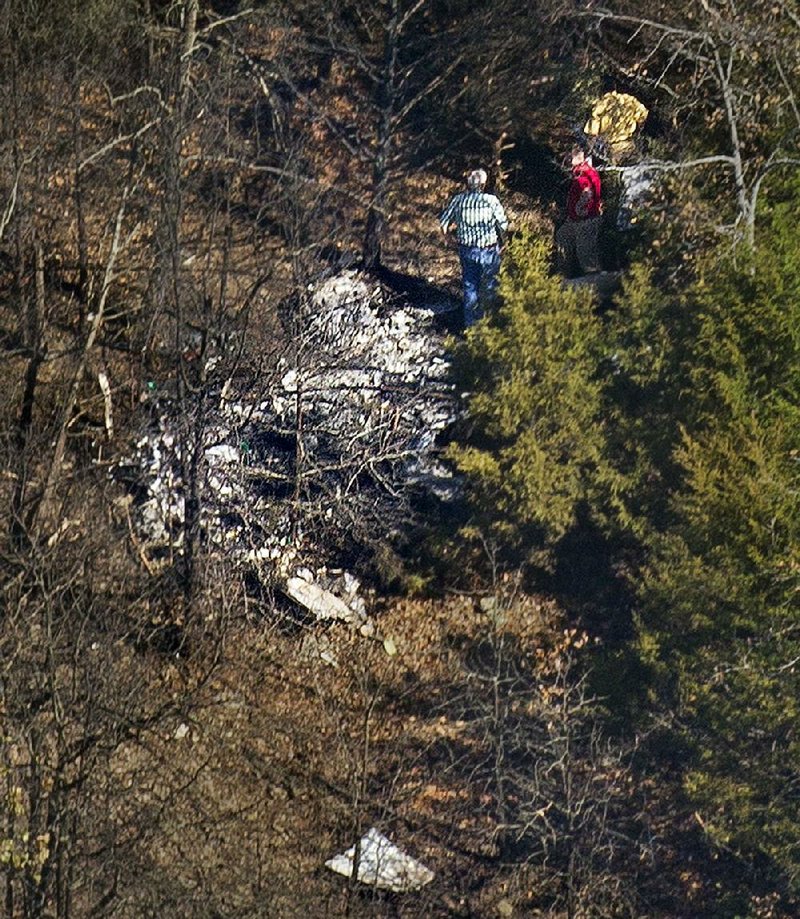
[373,265,462,332]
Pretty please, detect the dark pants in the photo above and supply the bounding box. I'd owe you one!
[459,244,501,327]
[556,216,601,276]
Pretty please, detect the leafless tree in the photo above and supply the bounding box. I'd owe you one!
[581,1,800,247]
[422,576,654,918]
[275,0,476,270]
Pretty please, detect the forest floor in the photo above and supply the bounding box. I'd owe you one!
[123,583,741,919]
[0,54,764,916]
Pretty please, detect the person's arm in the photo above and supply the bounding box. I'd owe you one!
[572,176,595,218]
[491,197,509,243]
[591,169,602,213]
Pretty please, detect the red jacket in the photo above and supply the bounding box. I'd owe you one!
[566,162,602,220]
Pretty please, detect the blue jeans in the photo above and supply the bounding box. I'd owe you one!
[459,244,501,327]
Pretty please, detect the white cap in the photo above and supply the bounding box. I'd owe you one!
[467,169,487,189]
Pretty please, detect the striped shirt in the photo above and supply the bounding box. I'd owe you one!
[440,190,508,247]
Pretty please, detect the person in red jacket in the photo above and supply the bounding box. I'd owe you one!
[556,142,602,276]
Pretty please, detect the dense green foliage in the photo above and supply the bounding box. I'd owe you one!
[637,204,800,893]
[451,198,800,906]
[447,234,623,564]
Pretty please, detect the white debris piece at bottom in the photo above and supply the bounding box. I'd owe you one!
[325,827,434,892]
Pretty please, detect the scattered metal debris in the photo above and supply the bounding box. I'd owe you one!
[325,827,434,892]
[117,272,457,627]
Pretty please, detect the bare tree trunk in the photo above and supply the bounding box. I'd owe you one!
[11,241,45,546]
[362,0,399,270]
[30,195,130,539]
[182,329,208,615]
[141,0,155,74]
[492,128,513,193]
[71,71,89,320]
[4,723,14,917]
[712,47,750,238]
[344,685,379,917]
[159,0,200,605]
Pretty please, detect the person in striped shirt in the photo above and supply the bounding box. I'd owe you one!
[440,168,509,327]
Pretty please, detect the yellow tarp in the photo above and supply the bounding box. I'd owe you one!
[584,91,648,154]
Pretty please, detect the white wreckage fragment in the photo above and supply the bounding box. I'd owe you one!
[284,575,363,625]
[616,163,654,230]
[121,270,456,585]
[283,568,400,650]
[325,827,434,892]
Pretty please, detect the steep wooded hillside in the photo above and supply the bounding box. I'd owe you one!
[1,3,799,918]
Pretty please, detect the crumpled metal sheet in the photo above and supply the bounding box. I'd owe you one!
[325,827,434,892]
